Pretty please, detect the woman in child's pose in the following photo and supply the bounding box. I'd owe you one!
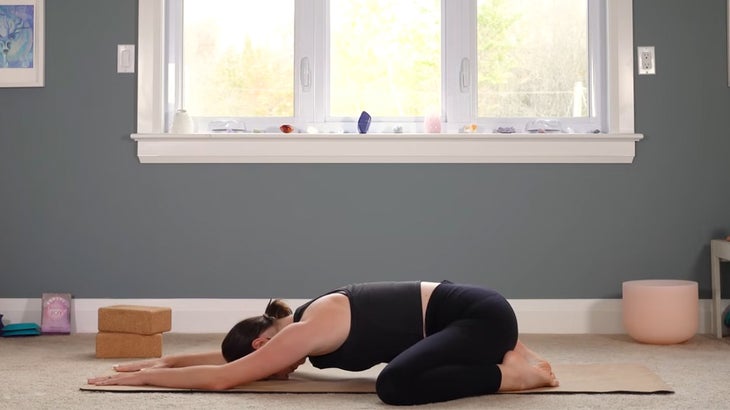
[89,281,558,405]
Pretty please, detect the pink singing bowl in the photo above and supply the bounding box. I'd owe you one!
[622,280,698,344]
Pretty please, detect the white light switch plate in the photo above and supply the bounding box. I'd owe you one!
[117,44,135,73]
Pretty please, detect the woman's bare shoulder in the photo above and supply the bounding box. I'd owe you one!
[296,292,351,355]
[300,292,350,320]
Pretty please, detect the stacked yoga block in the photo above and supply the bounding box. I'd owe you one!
[96,305,172,358]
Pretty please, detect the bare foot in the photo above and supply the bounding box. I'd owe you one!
[513,340,546,365]
[497,350,559,392]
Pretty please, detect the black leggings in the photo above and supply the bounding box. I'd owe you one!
[375,282,518,405]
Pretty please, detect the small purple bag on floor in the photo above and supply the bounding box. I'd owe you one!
[41,293,72,334]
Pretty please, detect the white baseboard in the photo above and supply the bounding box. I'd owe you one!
[1,298,727,335]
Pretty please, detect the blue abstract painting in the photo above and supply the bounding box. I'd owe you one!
[0,5,34,68]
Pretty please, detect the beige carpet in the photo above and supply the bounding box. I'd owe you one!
[1,333,728,409]
[80,362,672,394]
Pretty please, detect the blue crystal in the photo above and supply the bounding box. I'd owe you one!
[357,111,371,134]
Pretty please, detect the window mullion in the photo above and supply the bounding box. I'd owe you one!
[317,0,328,124]
[138,0,166,133]
[606,0,634,134]
[167,0,184,125]
[295,0,319,124]
[443,0,476,128]
[588,0,606,130]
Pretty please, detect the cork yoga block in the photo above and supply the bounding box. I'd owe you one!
[96,332,163,358]
[98,305,171,335]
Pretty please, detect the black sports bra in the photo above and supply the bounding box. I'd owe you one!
[293,281,423,371]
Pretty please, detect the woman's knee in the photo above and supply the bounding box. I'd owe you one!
[375,367,416,405]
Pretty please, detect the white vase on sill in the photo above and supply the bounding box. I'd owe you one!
[170,109,194,133]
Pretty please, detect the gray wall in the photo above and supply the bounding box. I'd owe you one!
[1,0,729,299]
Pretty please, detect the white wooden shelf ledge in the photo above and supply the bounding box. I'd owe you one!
[130,133,644,164]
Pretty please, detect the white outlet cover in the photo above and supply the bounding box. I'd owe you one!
[637,46,655,75]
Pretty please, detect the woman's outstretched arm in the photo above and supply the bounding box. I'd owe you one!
[88,293,350,390]
[88,321,325,390]
[88,363,236,390]
[112,351,226,372]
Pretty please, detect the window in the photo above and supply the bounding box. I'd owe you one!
[329,0,441,119]
[178,1,295,118]
[165,0,603,132]
[134,0,640,163]
[476,0,592,120]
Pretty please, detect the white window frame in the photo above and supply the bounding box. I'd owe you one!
[132,0,642,164]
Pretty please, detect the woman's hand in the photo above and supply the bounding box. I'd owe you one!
[87,358,167,386]
[87,370,148,386]
[112,357,171,372]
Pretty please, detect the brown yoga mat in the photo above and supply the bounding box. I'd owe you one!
[81,362,673,394]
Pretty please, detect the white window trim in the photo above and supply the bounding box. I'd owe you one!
[132,0,642,164]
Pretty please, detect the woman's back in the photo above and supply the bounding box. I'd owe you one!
[295,281,425,371]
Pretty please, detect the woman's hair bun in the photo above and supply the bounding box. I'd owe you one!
[264,299,292,319]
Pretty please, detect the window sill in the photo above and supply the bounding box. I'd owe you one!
[130,133,644,164]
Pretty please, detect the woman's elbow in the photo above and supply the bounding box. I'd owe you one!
[206,373,247,391]
[204,380,236,391]
[202,372,241,391]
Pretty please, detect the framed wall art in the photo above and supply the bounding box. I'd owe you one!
[0,0,43,87]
